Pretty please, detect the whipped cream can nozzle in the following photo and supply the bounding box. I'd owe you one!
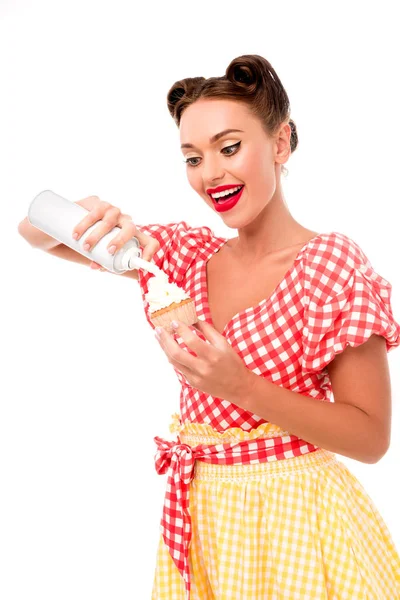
[123,248,166,277]
[27,190,165,275]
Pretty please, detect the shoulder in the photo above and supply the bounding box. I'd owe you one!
[305,231,370,269]
[169,220,215,248]
[303,231,372,302]
[137,220,213,243]
[135,220,220,284]
[136,220,217,258]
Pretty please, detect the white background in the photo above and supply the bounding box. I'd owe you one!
[2,0,400,598]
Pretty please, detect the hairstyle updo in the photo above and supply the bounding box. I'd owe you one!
[166,54,298,177]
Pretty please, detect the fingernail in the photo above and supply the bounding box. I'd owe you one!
[72,233,79,240]
[83,243,90,250]
[171,320,179,329]
[108,245,117,254]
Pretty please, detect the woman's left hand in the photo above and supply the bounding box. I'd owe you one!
[154,319,255,404]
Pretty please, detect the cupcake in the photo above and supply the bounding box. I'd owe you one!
[145,271,198,333]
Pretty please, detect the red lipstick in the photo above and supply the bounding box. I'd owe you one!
[210,185,245,213]
[206,184,243,194]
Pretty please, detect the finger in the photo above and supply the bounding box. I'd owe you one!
[173,319,222,353]
[155,327,200,372]
[90,261,102,270]
[82,206,121,251]
[134,227,161,262]
[190,318,226,350]
[118,220,160,262]
[104,219,138,254]
[166,356,197,381]
[90,263,106,273]
[72,204,105,241]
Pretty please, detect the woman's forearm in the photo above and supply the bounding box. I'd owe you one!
[234,372,386,464]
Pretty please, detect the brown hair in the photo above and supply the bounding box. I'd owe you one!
[166,54,298,177]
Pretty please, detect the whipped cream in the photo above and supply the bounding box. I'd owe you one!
[145,273,191,313]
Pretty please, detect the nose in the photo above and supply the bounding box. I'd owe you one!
[202,154,225,187]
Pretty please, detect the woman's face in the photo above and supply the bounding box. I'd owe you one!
[179,98,290,227]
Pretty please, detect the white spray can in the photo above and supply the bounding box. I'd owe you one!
[28,190,162,276]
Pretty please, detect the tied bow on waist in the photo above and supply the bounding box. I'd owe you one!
[153,437,197,599]
[153,431,292,600]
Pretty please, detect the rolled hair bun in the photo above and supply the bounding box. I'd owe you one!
[226,55,298,153]
[167,54,298,164]
[167,76,206,128]
[226,55,268,94]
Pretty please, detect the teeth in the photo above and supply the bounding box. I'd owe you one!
[211,185,243,200]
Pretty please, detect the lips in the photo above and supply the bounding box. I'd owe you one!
[212,185,245,212]
[210,185,244,203]
[207,185,244,202]
[206,184,244,195]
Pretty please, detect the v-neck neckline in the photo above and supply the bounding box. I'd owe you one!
[201,232,330,335]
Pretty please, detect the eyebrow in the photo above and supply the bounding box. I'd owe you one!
[180,129,244,149]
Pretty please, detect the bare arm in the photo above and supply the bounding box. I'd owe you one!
[238,334,391,464]
[18,214,64,251]
[44,243,139,280]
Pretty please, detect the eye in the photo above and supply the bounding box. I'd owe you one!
[183,141,241,168]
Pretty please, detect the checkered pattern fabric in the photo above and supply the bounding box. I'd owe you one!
[134,221,400,598]
[151,418,400,599]
[137,222,400,428]
[153,417,319,599]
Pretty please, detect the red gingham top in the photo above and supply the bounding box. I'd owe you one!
[136,221,400,599]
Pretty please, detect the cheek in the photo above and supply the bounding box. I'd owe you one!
[235,146,263,180]
[187,172,209,201]
[186,169,199,189]
[247,149,274,183]
[240,150,276,202]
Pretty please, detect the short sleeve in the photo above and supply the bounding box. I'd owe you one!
[134,220,214,284]
[301,233,400,376]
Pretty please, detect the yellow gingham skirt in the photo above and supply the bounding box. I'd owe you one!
[151,415,400,599]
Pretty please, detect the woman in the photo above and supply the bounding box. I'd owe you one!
[18,54,400,599]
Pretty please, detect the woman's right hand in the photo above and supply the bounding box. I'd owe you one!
[71,196,160,271]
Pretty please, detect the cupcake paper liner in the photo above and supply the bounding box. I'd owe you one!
[150,299,198,333]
